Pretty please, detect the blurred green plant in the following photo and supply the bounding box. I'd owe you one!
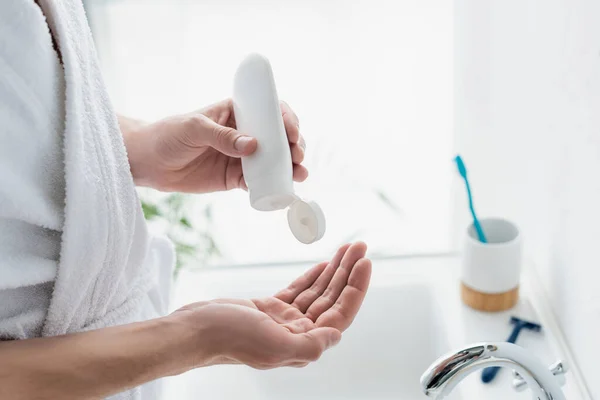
[140,193,219,278]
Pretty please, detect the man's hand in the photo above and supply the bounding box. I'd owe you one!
[122,99,307,193]
[0,243,370,399]
[171,242,371,369]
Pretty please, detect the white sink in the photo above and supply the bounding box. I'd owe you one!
[162,256,583,400]
[165,281,456,400]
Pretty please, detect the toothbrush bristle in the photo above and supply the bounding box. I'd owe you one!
[454,155,467,178]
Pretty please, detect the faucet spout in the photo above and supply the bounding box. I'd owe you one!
[420,342,566,400]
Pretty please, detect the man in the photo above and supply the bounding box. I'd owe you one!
[0,1,372,398]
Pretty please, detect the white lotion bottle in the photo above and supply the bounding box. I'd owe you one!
[232,53,325,244]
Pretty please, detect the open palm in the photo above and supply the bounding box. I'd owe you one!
[271,241,371,332]
[177,242,371,369]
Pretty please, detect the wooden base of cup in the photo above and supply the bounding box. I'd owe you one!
[461,282,519,312]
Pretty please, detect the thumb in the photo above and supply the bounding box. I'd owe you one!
[293,328,342,362]
[205,118,257,157]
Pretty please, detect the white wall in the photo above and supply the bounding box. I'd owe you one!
[89,0,455,266]
[454,0,600,396]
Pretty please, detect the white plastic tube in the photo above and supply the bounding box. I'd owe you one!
[232,54,325,244]
[233,53,294,211]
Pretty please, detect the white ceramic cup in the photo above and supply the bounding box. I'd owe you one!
[462,218,522,294]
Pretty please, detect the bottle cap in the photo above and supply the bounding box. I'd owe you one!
[287,199,326,244]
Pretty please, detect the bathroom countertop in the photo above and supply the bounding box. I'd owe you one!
[168,254,588,400]
[420,255,588,400]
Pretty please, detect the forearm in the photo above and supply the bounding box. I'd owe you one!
[118,114,147,136]
[0,315,209,399]
[118,114,153,187]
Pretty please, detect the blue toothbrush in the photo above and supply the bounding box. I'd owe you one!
[454,155,487,243]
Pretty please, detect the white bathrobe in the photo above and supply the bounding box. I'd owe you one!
[0,0,174,399]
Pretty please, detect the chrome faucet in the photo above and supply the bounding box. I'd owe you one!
[420,342,567,400]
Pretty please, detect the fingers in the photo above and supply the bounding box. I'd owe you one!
[280,101,300,144]
[291,327,341,362]
[275,261,328,303]
[290,137,306,164]
[316,257,372,332]
[289,244,351,313]
[190,114,257,157]
[223,159,247,191]
[281,101,308,177]
[290,143,305,164]
[240,177,248,191]
[304,242,368,321]
[293,164,309,182]
[298,135,306,152]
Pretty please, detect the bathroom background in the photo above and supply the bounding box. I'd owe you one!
[452,1,600,397]
[84,0,455,271]
[85,0,598,397]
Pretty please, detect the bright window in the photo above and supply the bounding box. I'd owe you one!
[87,0,454,267]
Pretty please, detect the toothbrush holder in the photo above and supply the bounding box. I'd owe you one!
[461,218,522,312]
